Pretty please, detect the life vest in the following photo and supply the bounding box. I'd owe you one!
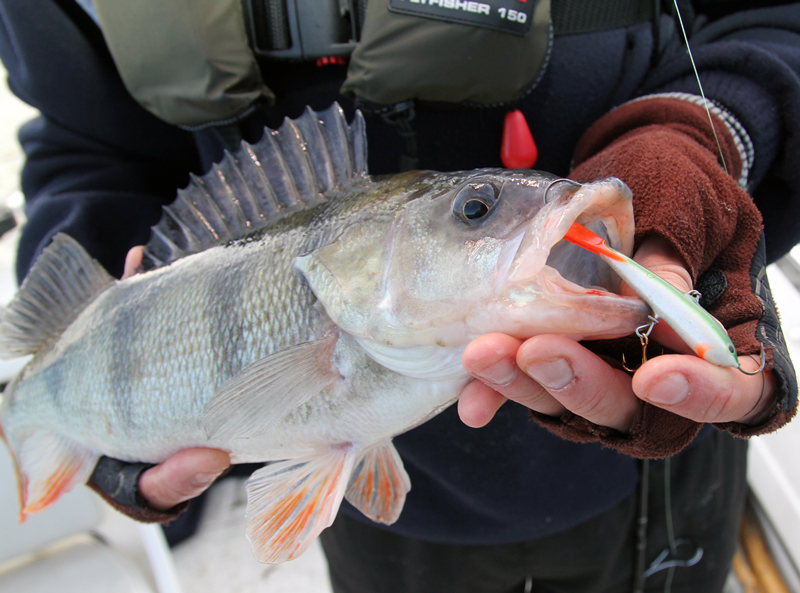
[87,0,659,129]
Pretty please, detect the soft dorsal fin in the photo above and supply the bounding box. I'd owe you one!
[142,103,368,269]
[0,234,114,358]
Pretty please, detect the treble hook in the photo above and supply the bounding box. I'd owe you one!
[620,312,766,376]
[738,343,767,375]
[622,314,661,372]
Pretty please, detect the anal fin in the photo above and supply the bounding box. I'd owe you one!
[15,430,99,520]
[345,440,410,525]
[245,447,356,563]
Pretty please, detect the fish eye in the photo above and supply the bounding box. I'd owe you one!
[729,345,735,354]
[453,182,499,224]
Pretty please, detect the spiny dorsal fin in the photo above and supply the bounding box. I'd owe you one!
[0,234,114,358]
[142,103,368,269]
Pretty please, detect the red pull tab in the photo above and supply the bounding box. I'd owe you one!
[501,110,538,169]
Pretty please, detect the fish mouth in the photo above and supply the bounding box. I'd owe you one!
[505,177,635,290]
[543,221,618,290]
[485,177,649,340]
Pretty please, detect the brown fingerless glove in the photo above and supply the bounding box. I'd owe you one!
[571,96,759,288]
[528,95,797,458]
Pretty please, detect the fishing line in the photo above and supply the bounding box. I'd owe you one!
[672,0,729,175]
[632,459,650,593]
[632,7,732,592]
[663,457,677,593]
[637,456,705,590]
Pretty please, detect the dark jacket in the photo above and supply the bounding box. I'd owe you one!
[1,0,799,544]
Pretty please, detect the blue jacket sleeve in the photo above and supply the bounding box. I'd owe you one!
[0,0,200,279]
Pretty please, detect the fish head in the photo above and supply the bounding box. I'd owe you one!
[296,170,649,350]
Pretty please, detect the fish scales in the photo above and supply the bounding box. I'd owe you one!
[6,186,375,456]
[0,104,650,564]
[1,167,441,463]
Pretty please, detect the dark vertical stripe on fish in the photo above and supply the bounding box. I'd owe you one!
[207,250,249,386]
[110,301,137,428]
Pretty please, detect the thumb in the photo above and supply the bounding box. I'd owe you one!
[623,236,695,355]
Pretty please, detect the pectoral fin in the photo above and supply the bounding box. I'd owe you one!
[245,447,356,564]
[13,431,99,520]
[202,334,340,440]
[345,440,410,525]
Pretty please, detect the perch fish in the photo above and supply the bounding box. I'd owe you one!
[0,105,650,563]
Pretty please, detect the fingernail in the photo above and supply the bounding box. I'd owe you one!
[524,358,573,390]
[191,472,222,489]
[474,358,518,386]
[645,373,690,405]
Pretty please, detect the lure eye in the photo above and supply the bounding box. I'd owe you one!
[453,182,498,224]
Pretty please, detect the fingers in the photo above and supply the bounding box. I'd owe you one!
[626,236,692,295]
[458,381,508,428]
[516,335,641,432]
[461,334,641,432]
[459,237,772,437]
[138,448,231,511]
[624,236,695,355]
[122,245,145,279]
[623,238,774,424]
[462,333,774,434]
[460,333,566,428]
[632,353,774,424]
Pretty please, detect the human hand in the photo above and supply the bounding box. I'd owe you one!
[458,236,774,435]
[122,245,145,279]
[138,448,231,510]
[456,96,791,453]
[122,246,231,511]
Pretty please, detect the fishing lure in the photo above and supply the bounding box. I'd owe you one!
[550,2,764,376]
[563,221,764,374]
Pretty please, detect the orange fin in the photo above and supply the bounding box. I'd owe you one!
[244,447,356,564]
[345,440,410,525]
[15,431,99,520]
